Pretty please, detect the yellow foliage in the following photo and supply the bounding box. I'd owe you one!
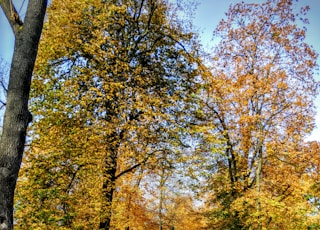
[15,0,205,229]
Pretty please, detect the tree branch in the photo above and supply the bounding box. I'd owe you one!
[115,150,163,179]
[115,163,142,180]
[0,0,23,35]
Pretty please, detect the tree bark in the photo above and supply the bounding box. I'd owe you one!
[99,129,122,230]
[0,1,47,229]
[99,153,117,230]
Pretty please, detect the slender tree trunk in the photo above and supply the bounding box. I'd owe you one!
[0,1,47,229]
[256,121,264,230]
[256,147,262,230]
[159,167,168,230]
[159,191,163,230]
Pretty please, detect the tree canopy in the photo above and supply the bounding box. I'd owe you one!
[201,0,320,229]
[15,0,206,229]
[12,0,320,229]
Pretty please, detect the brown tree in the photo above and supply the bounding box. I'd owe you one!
[0,0,47,229]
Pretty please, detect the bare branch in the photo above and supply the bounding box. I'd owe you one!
[0,0,23,35]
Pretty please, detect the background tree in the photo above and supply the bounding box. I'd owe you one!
[15,0,204,229]
[139,160,208,230]
[202,0,319,229]
[0,1,47,229]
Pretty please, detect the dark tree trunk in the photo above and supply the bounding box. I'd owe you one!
[99,130,122,230]
[99,153,117,230]
[99,126,143,229]
[0,0,47,229]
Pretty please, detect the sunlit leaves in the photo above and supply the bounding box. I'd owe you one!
[203,0,320,228]
[15,0,204,228]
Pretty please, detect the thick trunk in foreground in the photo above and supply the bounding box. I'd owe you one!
[0,1,47,229]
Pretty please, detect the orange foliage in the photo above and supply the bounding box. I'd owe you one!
[202,0,320,229]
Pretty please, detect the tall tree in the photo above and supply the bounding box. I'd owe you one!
[202,0,319,228]
[15,0,203,229]
[0,1,47,229]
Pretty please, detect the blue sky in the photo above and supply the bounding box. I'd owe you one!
[192,0,320,141]
[0,0,319,140]
[0,0,27,61]
[193,0,320,50]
